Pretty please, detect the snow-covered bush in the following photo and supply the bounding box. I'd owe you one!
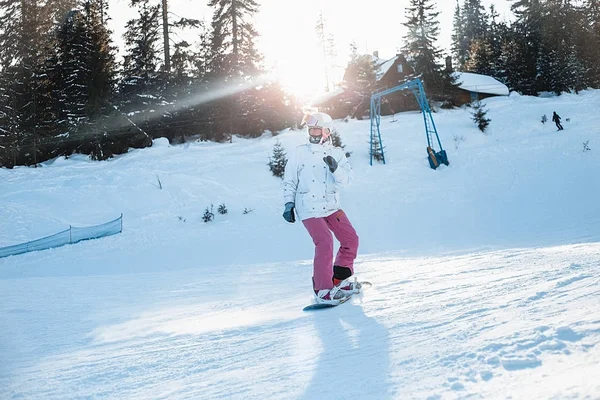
[471,101,491,133]
[268,140,287,178]
[203,205,215,223]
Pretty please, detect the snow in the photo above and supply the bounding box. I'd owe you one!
[453,71,510,96]
[1,89,600,399]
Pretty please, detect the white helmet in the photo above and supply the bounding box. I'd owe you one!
[302,112,332,128]
[301,112,333,144]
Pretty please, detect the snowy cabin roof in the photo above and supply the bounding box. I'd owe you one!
[374,55,399,81]
[452,72,509,96]
[309,53,406,107]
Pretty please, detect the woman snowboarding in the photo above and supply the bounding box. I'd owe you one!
[282,112,361,305]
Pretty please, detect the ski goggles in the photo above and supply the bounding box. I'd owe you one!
[302,114,321,127]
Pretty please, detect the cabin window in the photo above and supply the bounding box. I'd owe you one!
[397,64,404,73]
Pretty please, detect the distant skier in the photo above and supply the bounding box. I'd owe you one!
[552,111,564,131]
[282,112,361,305]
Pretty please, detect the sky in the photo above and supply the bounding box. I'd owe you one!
[2,86,600,399]
[107,0,515,99]
[255,0,514,96]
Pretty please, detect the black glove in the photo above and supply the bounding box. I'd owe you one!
[323,156,338,173]
[283,202,295,223]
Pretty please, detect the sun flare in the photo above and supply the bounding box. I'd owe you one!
[273,59,328,102]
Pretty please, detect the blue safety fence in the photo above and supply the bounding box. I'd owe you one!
[0,214,123,258]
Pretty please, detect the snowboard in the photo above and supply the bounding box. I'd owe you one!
[302,281,372,311]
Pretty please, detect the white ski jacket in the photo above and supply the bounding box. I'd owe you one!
[283,142,354,221]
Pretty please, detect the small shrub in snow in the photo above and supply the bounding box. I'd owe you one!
[218,204,228,215]
[330,128,352,158]
[243,207,254,214]
[583,140,591,152]
[471,101,491,133]
[203,205,214,223]
[178,216,186,223]
[89,140,113,161]
[153,174,163,190]
[268,140,287,178]
[330,127,343,148]
[541,114,547,124]
[369,133,385,162]
[453,134,466,150]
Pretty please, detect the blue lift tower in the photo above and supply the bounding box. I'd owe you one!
[369,78,449,169]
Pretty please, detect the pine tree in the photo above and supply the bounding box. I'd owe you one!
[54,10,90,130]
[501,29,528,92]
[0,0,120,165]
[191,20,213,81]
[403,0,457,101]
[343,54,377,118]
[370,132,385,162]
[207,0,264,139]
[164,17,202,99]
[464,39,493,75]
[203,205,215,222]
[0,70,17,166]
[0,0,24,71]
[349,41,359,63]
[451,0,488,70]
[463,3,505,77]
[159,20,213,144]
[84,0,117,119]
[268,140,287,178]
[463,0,487,47]
[0,0,55,165]
[403,0,441,84]
[507,0,544,94]
[451,0,467,69]
[315,11,337,92]
[43,0,117,160]
[471,100,490,132]
[330,127,351,157]
[536,0,586,94]
[252,82,296,135]
[486,5,509,79]
[463,5,510,84]
[580,0,600,87]
[207,0,262,80]
[120,0,163,111]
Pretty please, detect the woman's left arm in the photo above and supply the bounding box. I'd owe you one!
[331,149,353,187]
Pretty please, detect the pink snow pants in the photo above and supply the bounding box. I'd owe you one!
[302,210,359,291]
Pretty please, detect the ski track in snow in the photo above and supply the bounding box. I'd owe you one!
[1,245,599,399]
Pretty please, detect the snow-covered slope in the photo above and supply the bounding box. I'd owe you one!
[1,90,599,399]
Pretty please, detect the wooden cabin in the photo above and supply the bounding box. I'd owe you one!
[309,52,509,119]
[310,51,418,119]
[450,71,510,105]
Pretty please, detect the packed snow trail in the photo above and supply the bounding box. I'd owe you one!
[1,243,599,399]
